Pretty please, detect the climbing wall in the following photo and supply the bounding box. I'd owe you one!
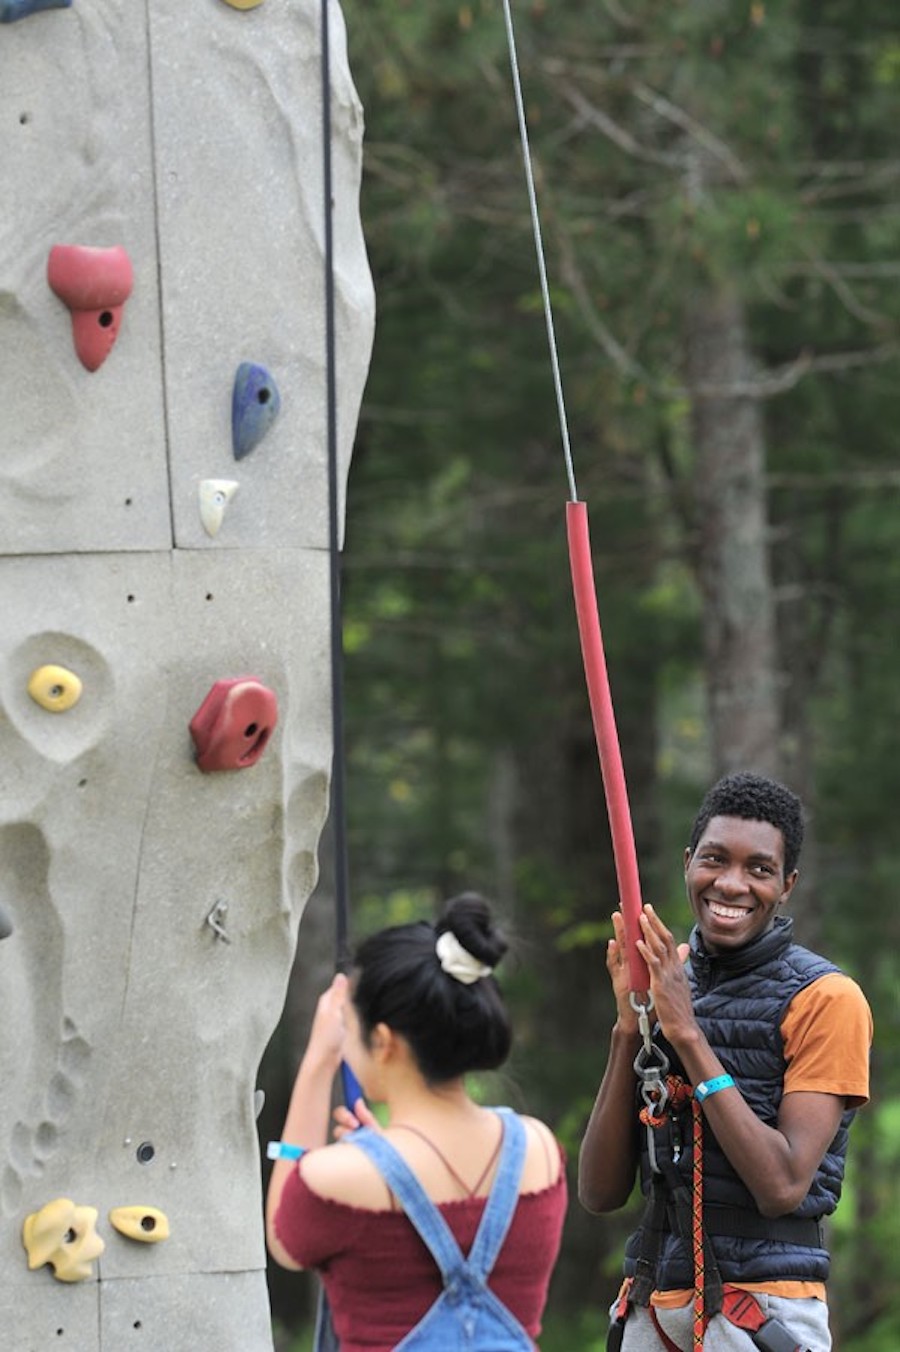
[0,2,374,1348]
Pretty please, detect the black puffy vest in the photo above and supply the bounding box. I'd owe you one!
[624,916,856,1288]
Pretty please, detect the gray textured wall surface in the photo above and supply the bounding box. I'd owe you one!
[0,1,374,1347]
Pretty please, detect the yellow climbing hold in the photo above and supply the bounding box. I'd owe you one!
[109,1206,170,1244]
[22,1198,105,1283]
[220,0,265,8]
[27,664,83,713]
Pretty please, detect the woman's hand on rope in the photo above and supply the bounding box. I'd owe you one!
[305,972,350,1075]
[635,905,695,1047]
[331,1098,380,1141]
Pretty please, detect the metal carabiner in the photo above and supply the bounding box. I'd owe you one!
[631,992,671,1117]
[629,990,656,1061]
[635,1048,671,1116]
[635,1050,673,1173]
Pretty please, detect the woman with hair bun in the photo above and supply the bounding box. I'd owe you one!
[266,893,567,1351]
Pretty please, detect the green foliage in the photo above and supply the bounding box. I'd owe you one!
[272,1321,313,1352]
[679,184,808,287]
[537,1308,608,1351]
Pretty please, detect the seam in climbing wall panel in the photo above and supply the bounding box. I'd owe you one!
[144,0,177,550]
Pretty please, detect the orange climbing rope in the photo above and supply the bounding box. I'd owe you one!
[639,1077,707,1351]
[691,1095,705,1352]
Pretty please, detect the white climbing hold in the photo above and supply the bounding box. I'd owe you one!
[199,479,239,538]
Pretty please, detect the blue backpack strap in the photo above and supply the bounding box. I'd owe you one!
[466,1108,526,1281]
[349,1127,467,1279]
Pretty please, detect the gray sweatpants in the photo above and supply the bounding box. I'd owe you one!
[614,1296,831,1351]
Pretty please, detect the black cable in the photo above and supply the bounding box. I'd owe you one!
[320,0,352,975]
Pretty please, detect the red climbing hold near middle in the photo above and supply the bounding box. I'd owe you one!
[47,244,134,372]
[189,677,279,772]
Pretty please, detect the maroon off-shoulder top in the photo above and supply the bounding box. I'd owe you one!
[274,1152,567,1352]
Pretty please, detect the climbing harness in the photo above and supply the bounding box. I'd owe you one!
[611,1073,813,1351]
[610,1284,812,1352]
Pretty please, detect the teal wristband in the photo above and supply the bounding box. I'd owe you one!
[694,1074,735,1102]
[267,1141,306,1161]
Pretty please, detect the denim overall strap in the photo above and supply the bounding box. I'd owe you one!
[349,1109,525,1282]
[466,1108,526,1281]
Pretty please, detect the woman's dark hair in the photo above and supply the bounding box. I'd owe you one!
[688,771,804,877]
[351,892,512,1085]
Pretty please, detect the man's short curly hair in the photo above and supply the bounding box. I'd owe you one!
[688,772,804,877]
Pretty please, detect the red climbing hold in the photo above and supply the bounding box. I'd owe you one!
[47,244,134,372]
[189,677,279,772]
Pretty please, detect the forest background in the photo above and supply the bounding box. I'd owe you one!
[258,2,900,1348]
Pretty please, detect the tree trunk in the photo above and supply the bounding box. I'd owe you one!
[685,286,782,778]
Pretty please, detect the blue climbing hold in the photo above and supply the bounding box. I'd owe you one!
[1,0,71,22]
[232,362,281,461]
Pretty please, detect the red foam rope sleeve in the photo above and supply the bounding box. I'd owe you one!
[566,501,650,995]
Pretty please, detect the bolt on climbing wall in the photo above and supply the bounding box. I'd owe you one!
[0,1,375,1348]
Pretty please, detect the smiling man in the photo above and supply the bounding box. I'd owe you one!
[578,772,872,1352]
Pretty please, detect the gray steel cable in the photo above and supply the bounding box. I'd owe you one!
[501,0,578,502]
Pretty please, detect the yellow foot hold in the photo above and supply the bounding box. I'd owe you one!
[27,664,83,713]
[23,1198,104,1282]
[109,1206,170,1243]
[220,0,265,8]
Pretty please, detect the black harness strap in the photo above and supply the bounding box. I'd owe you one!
[630,1176,669,1308]
[699,1205,824,1248]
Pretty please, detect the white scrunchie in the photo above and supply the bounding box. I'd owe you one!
[435,930,493,985]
